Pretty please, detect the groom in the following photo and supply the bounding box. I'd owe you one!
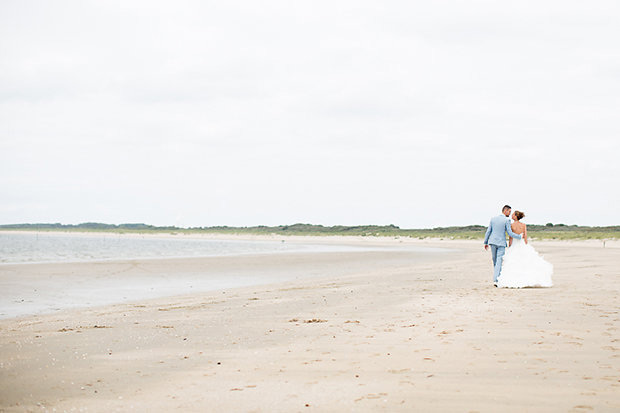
[484,205,523,286]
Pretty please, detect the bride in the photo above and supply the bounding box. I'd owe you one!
[496,210,553,288]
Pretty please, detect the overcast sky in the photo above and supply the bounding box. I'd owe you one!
[1,1,619,228]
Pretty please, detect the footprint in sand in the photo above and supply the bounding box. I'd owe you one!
[570,406,593,412]
[355,393,388,402]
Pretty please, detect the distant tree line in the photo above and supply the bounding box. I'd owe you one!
[1,222,618,240]
[0,222,180,231]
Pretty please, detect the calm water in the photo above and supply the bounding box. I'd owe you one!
[0,232,361,264]
[0,232,451,319]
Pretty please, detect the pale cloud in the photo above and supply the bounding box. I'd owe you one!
[1,0,619,228]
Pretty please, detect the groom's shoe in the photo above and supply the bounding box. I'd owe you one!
[493,282,498,287]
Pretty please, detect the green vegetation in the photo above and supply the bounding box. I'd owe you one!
[1,222,618,240]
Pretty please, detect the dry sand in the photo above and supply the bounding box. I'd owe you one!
[0,237,618,412]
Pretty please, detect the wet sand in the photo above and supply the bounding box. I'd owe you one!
[0,238,618,412]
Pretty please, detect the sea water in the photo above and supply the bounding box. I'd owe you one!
[0,231,359,264]
[0,231,450,319]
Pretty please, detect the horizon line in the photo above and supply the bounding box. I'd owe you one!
[1,222,618,230]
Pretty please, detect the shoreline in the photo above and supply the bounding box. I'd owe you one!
[1,229,618,248]
[1,239,619,411]
[0,242,458,321]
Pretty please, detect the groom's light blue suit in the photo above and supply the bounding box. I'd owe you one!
[484,215,523,283]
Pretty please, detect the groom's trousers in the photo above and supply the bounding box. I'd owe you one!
[490,245,505,283]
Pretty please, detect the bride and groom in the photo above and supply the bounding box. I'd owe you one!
[484,205,553,288]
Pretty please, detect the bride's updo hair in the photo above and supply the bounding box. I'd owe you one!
[514,210,525,221]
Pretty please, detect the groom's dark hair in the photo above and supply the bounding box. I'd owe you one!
[502,205,511,211]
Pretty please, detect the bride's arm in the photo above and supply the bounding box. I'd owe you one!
[524,224,528,244]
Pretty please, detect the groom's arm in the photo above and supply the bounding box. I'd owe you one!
[483,220,492,247]
[505,220,522,239]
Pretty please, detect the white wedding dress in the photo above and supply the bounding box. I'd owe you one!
[497,237,553,288]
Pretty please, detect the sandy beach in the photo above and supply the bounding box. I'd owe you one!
[0,237,618,412]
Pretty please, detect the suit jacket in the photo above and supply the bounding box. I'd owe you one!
[483,215,522,247]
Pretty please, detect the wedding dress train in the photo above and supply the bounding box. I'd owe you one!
[497,237,553,288]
